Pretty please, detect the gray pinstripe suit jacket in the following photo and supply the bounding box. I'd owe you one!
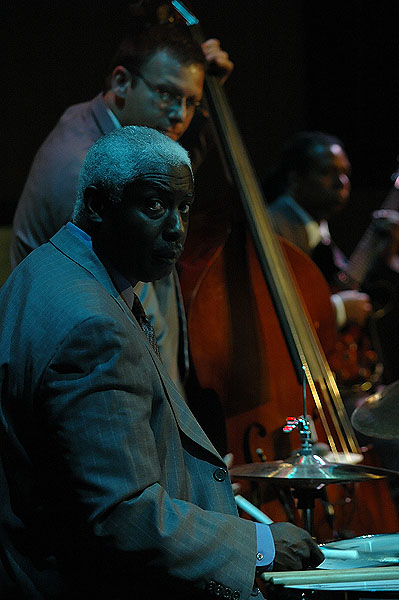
[0,227,262,599]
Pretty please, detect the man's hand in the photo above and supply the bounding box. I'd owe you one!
[201,39,234,84]
[269,522,324,571]
[338,290,372,327]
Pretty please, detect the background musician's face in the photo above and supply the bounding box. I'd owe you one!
[295,143,351,222]
[116,49,204,141]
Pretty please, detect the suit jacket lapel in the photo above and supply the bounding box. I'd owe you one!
[49,227,223,463]
[50,226,121,297]
[151,354,224,461]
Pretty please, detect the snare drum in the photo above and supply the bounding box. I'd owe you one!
[262,534,399,599]
[319,532,399,570]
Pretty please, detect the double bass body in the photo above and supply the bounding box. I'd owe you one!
[173,1,399,541]
[181,217,399,539]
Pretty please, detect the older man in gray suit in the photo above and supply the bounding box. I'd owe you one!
[10,23,234,398]
[0,127,322,599]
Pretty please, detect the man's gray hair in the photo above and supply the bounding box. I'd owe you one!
[73,125,192,219]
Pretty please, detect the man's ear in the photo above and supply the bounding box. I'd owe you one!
[84,186,106,224]
[110,66,132,100]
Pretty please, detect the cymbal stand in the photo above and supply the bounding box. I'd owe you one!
[283,368,326,536]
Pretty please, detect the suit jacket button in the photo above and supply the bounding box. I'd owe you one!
[215,583,223,596]
[213,467,227,482]
[206,580,216,593]
[232,591,240,600]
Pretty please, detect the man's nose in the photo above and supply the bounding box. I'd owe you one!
[168,99,187,123]
[164,210,186,239]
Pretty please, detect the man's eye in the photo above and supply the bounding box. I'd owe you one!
[146,199,164,213]
[157,88,173,103]
[180,202,191,215]
[186,98,201,110]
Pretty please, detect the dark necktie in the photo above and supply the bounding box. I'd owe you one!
[132,293,162,360]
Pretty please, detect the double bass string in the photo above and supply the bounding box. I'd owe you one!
[175,0,359,456]
[203,71,358,456]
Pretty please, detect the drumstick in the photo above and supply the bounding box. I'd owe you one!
[319,547,359,560]
[235,495,274,524]
[234,495,359,559]
[261,566,399,586]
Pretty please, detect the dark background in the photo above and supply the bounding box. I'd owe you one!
[3,0,399,256]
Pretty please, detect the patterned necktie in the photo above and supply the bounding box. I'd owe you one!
[132,293,162,360]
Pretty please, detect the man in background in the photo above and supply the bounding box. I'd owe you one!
[265,130,371,331]
[10,22,233,396]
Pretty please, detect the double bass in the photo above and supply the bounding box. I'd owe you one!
[172,1,399,540]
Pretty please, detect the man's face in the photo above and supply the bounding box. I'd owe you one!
[121,49,204,141]
[94,163,194,285]
[297,144,351,221]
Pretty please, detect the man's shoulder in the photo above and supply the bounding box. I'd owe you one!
[42,94,109,152]
[14,95,111,212]
[7,230,116,318]
[269,195,299,215]
[268,195,303,226]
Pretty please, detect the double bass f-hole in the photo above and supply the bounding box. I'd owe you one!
[243,422,266,464]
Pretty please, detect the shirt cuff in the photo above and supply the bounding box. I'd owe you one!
[331,293,347,329]
[255,523,275,571]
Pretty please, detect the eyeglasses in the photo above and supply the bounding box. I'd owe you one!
[133,70,202,114]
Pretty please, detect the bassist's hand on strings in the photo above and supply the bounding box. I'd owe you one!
[201,38,234,84]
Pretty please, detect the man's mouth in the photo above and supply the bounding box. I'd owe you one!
[164,130,179,141]
[152,250,181,264]
[158,127,180,141]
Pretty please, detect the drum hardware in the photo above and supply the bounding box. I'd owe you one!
[229,454,397,487]
[231,373,399,535]
[351,379,399,439]
[230,442,398,536]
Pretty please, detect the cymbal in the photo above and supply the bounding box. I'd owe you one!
[229,453,399,488]
[351,380,399,439]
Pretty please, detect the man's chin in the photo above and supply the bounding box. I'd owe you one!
[164,131,180,141]
[143,263,175,282]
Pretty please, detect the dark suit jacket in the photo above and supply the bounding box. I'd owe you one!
[11,94,115,268]
[268,194,312,255]
[269,194,347,288]
[0,227,261,599]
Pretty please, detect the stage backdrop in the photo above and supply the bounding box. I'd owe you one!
[3,0,399,256]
